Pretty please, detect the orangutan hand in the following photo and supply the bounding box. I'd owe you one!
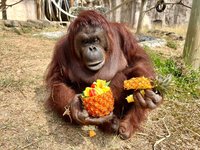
[69,94,113,125]
[134,89,162,109]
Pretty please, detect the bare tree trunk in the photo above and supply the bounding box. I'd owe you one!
[130,0,136,28]
[102,0,110,8]
[174,5,179,25]
[183,0,200,70]
[120,0,127,23]
[103,0,113,21]
[115,0,121,22]
[2,0,7,20]
[70,0,74,7]
[136,0,147,34]
[36,0,42,20]
[126,1,132,24]
[111,0,116,22]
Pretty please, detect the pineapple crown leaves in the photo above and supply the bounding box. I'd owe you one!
[82,79,111,98]
[153,74,173,95]
[106,81,110,86]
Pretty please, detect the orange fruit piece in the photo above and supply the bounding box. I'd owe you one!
[89,130,96,137]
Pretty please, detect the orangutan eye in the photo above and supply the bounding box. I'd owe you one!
[93,37,99,43]
[82,39,89,45]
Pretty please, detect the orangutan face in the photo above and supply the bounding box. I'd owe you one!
[74,26,108,71]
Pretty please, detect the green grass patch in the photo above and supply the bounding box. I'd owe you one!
[145,47,200,100]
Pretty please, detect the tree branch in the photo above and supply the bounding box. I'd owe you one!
[144,0,191,13]
[6,0,24,7]
[165,1,191,9]
[0,0,24,11]
[144,6,156,13]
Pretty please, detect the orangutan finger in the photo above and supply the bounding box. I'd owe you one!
[69,97,86,124]
[119,126,131,140]
[146,98,157,109]
[153,94,162,104]
[85,112,113,125]
[135,92,147,107]
[70,107,80,124]
[78,109,89,119]
[111,116,120,132]
[144,89,155,98]
[145,89,162,104]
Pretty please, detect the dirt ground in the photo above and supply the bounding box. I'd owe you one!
[0,29,199,150]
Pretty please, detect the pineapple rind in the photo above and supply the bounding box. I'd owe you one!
[124,77,153,90]
[82,90,114,117]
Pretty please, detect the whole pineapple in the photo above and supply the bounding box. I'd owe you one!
[82,80,114,117]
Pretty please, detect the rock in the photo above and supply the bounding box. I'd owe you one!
[4,20,20,27]
[18,21,33,28]
[27,20,44,29]
[166,32,184,41]
[40,20,51,27]
[136,35,157,42]
[139,39,167,48]
[136,35,167,48]
[3,19,57,29]
[33,31,66,39]
[13,27,23,35]
[148,30,185,41]
[4,20,13,27]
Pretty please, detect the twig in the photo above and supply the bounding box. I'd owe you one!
[63,105,72,123]
[104,0,134,15]
[153,118,171,150]
[0,125,8,130]
[136,132,149,136]
[144,6,156,13]
[186,127,200,138]
[6,0,24,7]
[18,89,27,99]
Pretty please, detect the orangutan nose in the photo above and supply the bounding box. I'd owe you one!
[89,46,97,52]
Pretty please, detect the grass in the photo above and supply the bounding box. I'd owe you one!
[143,22,199,100]
[0,76,25,89]
[147,47,200,100]
[166,40,178,50]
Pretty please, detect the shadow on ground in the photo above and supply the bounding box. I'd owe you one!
[33,85,122,150]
